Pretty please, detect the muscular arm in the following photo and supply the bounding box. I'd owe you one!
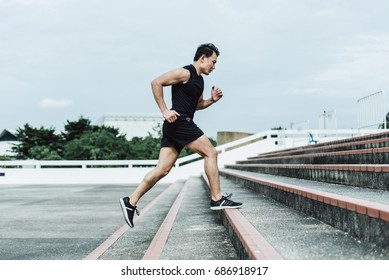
[196,86,223,110]
[151,68,190,123]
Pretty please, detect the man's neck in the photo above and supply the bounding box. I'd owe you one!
[192,61,202,76]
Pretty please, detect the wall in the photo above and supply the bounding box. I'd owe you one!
[217,131,253,145]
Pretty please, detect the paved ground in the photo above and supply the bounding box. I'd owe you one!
[0,180,237,260]
[0,183,162,260]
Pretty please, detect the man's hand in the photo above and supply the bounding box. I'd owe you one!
[162,109,180,123]
[211,86,223,102]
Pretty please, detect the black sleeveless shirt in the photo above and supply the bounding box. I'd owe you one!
[171,64,204,119]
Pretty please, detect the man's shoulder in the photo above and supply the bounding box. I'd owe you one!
[183,64,196,73]
[182,64,202,80]
[183,64,193,69]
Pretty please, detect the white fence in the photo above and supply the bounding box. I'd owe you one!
[0,129,384,185]
[358,91,387,129]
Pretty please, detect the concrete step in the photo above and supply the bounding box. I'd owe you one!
[225,163,389,191]
[240,147,389,165]
[214,171,389,259]
[201,173,283,260]
[252,133,389,159]
[97,180,185,260]
[98,177,238,260]
[159,176,238,260]
[219,168,389,248]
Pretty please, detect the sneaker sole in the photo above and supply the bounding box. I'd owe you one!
[210,205,242,210]
[119,198,134,228]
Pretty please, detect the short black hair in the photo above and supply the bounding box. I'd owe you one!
[194,43,220,61]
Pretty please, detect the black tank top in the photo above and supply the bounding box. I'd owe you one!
[171,64,204,119]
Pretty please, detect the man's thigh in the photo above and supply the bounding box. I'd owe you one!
[156,147,179,169]
[186,135,215,157]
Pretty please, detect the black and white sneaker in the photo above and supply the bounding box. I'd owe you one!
[210,193,242,210]
[119,197,139,228]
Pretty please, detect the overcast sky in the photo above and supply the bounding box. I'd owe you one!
[1,0,389,138]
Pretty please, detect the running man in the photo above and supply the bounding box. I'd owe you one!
[120,43,242,228]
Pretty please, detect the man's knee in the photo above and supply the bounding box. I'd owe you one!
[155,165,172,178]
[144,165,172,185]
[206,147,218,159]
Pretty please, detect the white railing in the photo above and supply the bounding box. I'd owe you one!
[0,159,159,169]
[358,90,387,129]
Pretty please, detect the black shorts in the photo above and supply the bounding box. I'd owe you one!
[161,117,204,153]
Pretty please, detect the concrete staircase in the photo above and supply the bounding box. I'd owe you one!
[93,177,239,260]
[219,131,389,259]
[87,131,389,260]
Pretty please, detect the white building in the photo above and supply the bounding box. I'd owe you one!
[96,113,164,140]
[0,129,18,157]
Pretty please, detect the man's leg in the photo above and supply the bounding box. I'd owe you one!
[130,146,179,206]
[120,147,178,227]
[186,135,242,209]
[186,135,221,201]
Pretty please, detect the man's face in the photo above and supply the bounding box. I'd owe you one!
[201,52,218,75]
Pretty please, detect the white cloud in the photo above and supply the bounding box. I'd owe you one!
[39,98,72,109]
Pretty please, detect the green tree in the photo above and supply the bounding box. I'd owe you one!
[11,117,218,161]
[12,124,64,159]
[127,124,163,159]
[28,146,62,160]
[63,127,132,160]
[0,155,11,160]
[62,116,94,142]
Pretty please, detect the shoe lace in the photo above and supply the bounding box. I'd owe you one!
[223,193,232,200]
[135,208,140,216]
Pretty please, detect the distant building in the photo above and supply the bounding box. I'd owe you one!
[0,129,18,156]
[217,131,253,145]
[96,114,164,140]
